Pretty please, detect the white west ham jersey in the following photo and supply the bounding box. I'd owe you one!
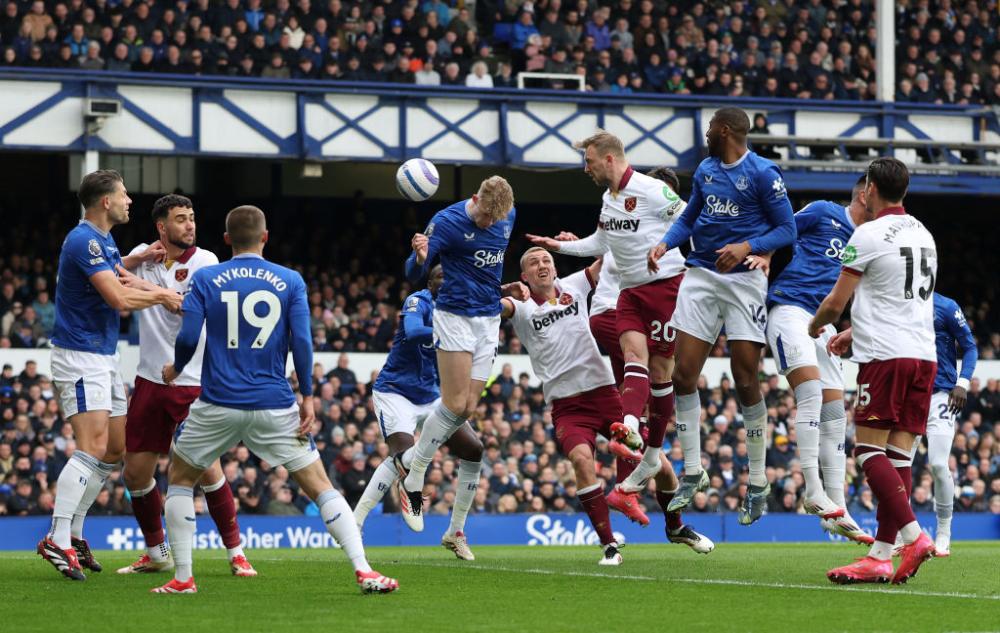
[841,210,937,363]
[508,270,615,402]
[129,245,218,386]
[590,250,620,317]
[560,168,686,289]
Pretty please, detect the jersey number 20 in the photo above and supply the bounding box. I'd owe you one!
[221,290,281,349]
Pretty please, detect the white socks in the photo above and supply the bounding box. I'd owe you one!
[899,520,921,544]
[404,404,463,492]
[820,400,847,507]
[793,380,823,498]
[675,392,702,477]
[165,485,195,582]
[317,488,371,573]
[742,399,767,487]
[50,451,102,548]
[354,458,399,526]
[869,540,893,561]
[448,460,482,535]
[926,433,955,535]
[623,445,662,490]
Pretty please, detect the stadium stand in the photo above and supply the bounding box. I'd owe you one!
[2,355,998,519]
[0,0,999,103]
[1,186,998,519]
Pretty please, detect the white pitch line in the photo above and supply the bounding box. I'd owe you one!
[397,560,1000,601]
[394,560,657,581]
[7,554,998,602]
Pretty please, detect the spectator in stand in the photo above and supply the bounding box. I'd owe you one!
[512,9,539,51]
[0,0,995,108]
[465,60,493,88]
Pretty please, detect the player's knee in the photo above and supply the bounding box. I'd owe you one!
[671,366,696,393]
[442,395,468,418]
[649,354,672,382]
[928,452,950,474]
[84,439,109,462]
[568,446,594,473]
[733,376,759,403]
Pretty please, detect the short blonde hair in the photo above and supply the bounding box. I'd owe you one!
[476,175,515,223]
[519,246,551,271]
[572,129,625,159]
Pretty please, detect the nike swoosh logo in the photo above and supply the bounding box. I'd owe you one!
[184,516,196,522]
[325,513,342,524]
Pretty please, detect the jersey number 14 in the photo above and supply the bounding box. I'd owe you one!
[221,290,282,349]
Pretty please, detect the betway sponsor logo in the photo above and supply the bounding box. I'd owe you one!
[105,526,341,550]
[531,302,579,331]
[704,195,741,217]
[474,249,505,268]
[525,514,625,546]
[599,217,640,232]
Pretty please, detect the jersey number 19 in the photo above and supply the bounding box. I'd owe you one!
[221,290,281,349]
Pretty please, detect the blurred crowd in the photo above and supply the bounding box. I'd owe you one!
[1,0,1000,102]
[2,353,999,519]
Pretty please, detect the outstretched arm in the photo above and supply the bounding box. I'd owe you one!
[528,227,608,257]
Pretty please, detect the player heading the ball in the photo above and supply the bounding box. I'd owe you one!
[398,175,524,533]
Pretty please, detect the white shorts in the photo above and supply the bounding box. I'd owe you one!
[373,391,440,438]
[433,309,500,381]
[766,304,844,391]
[926,391,957,437]
[173,399,320,472]
[51,346,127,419]
[670,267,768,344]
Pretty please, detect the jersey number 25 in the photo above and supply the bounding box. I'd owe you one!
[221,290,282,349]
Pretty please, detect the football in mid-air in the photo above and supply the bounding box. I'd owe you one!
[395,158,439,201]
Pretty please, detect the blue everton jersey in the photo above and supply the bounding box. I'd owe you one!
[662,150,795,273]
[932,293,977,393]
[51,220,123,355]
[374,289,439,404]
[176,254,313,410]
[768,201,856,313]
[405,199,515,317]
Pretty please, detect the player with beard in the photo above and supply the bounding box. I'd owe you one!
[648,107,796,525]
[551,168,713,552]
[812,158,938,584]
[116,195,256,577]
[526,132,688,524]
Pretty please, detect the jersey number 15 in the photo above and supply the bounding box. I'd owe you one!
[221,290,282,349]
[899,247,935,300]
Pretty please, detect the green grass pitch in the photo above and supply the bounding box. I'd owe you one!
[3,543,998,632]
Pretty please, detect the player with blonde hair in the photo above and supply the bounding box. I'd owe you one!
[397,176,525,537]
